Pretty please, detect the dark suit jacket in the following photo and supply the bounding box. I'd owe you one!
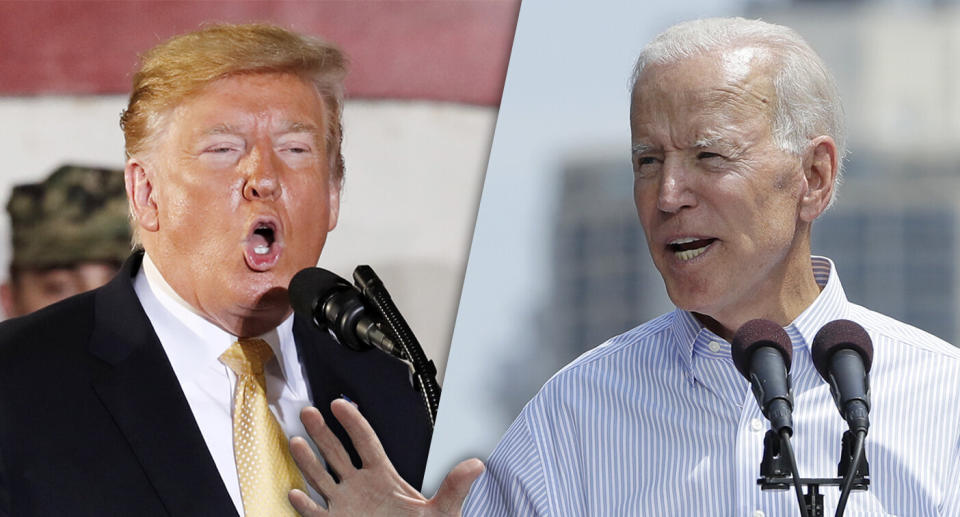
[0,253,432,516]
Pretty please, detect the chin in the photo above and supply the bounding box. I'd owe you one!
[244,283,290,309]
[223,274,287,315]
[664,280,717,314]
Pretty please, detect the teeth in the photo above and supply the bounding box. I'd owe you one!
[670,237,699,245]
[254,245,270,255]
[675,245,708,261]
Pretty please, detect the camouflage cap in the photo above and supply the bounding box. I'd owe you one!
[7,164,131,270]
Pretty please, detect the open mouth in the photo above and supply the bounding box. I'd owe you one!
[668,237,716,261]
[243,219,282,271]
[252,225,275,254]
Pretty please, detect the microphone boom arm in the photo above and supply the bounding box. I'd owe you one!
[353,265,441,427]
[288,265,442,428]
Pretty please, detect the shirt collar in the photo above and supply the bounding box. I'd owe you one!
[668,256,849,378]
[788,256,849,349]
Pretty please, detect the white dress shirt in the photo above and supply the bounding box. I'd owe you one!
[133,253,322,515]
[465,257,960,516]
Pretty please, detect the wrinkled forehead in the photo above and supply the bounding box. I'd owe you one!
[630,47,778,135]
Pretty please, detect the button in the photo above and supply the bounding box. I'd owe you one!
[750,418,764,432]
[753,511,765,517]
[708,340,722,352]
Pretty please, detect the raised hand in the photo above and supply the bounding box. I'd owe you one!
[289,399,484,517]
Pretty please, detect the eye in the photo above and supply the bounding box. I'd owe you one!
[697,151,723,160]
[40,279,72,297]
[204,144,240,154]
[198,141,243,167]
[278,141,313,155]
[633,156,661,178]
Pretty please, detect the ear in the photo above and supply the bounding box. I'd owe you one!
[1,281,17,318]
[798,135,838,223]
[125,157,160,233]
[326,180,341,232]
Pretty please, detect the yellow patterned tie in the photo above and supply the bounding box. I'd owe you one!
[220,338,305,516]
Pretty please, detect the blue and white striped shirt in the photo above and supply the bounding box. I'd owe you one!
[464,257,960,516]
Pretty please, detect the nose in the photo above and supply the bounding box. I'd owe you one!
[656,156,696,213]
[241,144,282,201]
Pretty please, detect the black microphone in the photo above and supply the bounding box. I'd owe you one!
[288,267,402,358]
[732,319,795,435]
[811,319,873,435]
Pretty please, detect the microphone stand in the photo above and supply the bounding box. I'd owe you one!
[352,266,442,427]
[757,430,869,517]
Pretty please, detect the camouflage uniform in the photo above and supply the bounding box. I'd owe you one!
[7,164,131,271]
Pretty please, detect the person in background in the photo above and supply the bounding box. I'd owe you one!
[1,164,130,318]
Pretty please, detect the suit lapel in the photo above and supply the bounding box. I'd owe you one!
[88,253,237,516]
[292,314,432,488]
[294,316,341,421]
[293,317,362,464]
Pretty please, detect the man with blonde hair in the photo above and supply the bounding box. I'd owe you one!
[0,23,431,516]
[288,17,960,517]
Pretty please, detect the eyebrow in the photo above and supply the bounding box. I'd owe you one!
[277,121,322,135]
[202,123,243,137]
[632,131,738,157]
[693,136,720,149]
[199,121,322,137]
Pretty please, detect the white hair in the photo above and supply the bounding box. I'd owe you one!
[631,17,846,206]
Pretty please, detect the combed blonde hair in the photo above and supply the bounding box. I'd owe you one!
[120,23,348,186]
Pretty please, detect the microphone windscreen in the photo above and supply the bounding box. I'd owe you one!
[731,319,793,379]
[811,319,874,378]
[288,267,350,323]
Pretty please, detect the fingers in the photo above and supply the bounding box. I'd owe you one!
[289,488,327,517]
[431,458,485,515]
[290,436,337,497]
[300,406,355,478]
[329,398,389,468]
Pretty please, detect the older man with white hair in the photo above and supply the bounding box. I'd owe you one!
[290,17,960,517]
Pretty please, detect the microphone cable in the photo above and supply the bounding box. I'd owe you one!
[781,428,811,517]
[835,430,866,517]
